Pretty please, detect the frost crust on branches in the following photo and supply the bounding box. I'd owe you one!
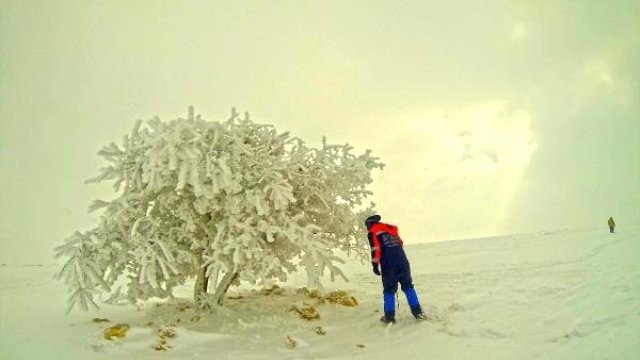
[55,107,383,312]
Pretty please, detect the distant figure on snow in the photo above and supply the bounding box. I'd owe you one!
[608,217,616,233]
[365,214,427,323]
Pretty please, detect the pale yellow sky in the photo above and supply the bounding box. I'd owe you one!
[1,0,639,263]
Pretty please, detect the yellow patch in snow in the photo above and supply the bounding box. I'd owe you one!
[290,305,320,320]
[104,323,130,340]
[324,291,358,307]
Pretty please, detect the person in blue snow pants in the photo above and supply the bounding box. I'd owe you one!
[365,214,427,323]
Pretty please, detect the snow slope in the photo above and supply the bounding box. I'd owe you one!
[1,225,639,359]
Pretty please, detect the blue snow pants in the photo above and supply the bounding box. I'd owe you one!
[380,248,421,314]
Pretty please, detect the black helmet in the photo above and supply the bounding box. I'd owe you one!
[364,215,381,229]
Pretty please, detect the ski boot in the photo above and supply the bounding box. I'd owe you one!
[380,311,396,324]
[411,305,428,321]
[414,312,428,321]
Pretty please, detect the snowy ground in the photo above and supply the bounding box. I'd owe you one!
[1,225,639,359]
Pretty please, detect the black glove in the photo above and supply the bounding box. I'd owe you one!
[372,263,381,276]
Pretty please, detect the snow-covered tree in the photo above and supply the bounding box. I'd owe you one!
[55,107,384,312]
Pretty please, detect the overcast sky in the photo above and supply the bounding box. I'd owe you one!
[1,0,639,264]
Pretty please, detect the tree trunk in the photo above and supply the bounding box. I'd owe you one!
[192,212,213,302]
[212,270,239,306]
[193,266,209,301]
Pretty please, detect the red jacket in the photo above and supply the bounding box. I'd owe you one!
[368,222,404,264]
